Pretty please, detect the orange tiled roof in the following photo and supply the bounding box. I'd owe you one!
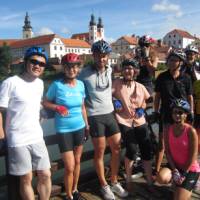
[61,38,91,48]
[168,29,195,39]
[0,39,19,46]
[11,34,57,48]
[119,36,138,45]
[71,32,89,41]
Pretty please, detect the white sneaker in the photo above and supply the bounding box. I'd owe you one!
[111,182,128,198]
[100,185,115,200]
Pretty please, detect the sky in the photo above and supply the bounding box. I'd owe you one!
[0,0,200,42]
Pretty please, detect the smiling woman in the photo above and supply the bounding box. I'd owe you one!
[43,53,89,200]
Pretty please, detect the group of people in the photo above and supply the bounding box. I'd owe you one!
[0,36,199,200]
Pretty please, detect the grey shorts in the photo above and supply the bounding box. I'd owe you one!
[8,141,51,176]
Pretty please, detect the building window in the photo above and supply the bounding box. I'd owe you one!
[173,40,176,45]
[55,40,57,43]
[174,34,176,38]
[169,35,171,38]
[54,46,57,50]
[60,46,62,50]
[178,40,181,45]
[90,36,93,40]
[55,54,57,57]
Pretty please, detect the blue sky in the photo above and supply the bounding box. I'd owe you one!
[0,0,200,42]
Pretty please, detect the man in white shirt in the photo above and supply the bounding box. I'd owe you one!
[0,46,51,200]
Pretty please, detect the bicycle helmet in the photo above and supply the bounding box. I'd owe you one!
[61,53,81,65]
[167,49,186,62]
[185,44,199,54]
[24,46,48,61]
[122,59,139,69]
[138,35,155,47]
[91,40,112,54]
[171,99,191,113]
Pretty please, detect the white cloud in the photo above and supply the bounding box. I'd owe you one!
[60,27,70,35]
[104,36,115,43]
[152,0,182,17]
[36,27,54,36]
[131,20,138,26]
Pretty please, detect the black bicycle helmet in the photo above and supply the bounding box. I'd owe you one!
[91,40,112,54]
[167,49,186,62]
[122,59,139,69]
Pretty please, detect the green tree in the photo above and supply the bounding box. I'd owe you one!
[0,43,12,80]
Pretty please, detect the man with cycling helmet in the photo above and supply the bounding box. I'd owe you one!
[136,35,158,96]
[154,49,194,174]
[112,58,155,192]
[182,44,199,83]
[43,53,88,200]
[182,45,200,151]
[0,47,51,200]
[79,40,128,200]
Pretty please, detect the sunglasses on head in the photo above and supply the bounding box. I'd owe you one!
[29,59,46,67]
[172,109,185,115]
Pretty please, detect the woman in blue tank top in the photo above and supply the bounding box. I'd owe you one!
[43,53,89,200]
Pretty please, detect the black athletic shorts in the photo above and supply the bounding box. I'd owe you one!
[178,170,200,191]
[119,123,152,161]
[57,128,85,153]
[88,112,120,138]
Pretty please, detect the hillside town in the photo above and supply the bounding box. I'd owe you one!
[0,13,199,68]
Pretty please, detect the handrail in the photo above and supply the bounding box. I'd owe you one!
[0,103,155,199]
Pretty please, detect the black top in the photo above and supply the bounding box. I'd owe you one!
[137,65,153,95]
[181,61,200,83]
[155,70,192,123]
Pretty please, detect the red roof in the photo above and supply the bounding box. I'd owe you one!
[0,39,19,46]
[11,34,57,48]
[168,29,195,39]
[71,32,89,41]
[61,38,91,48]
[117,36,138,45]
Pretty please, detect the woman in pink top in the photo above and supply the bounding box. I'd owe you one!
[157,99,200,200]
[112,58,155,192]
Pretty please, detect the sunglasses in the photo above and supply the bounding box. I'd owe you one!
[29,59,46,67]
[172,110,185,115]
[96,71,109,90]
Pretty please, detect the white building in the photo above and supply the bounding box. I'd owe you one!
[9,34,91,61]
[111,36,138,55]
[163,29,195,49]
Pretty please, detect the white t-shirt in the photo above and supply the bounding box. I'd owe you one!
[0,75,44,147]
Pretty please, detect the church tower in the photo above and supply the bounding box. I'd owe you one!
[22,12,33,39]
[97,17,104,40]
[89,14,97,44]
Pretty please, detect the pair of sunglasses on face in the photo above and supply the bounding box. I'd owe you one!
[29,59,46,67]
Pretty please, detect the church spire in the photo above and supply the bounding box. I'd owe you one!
[97,17,103,28]
[23,12,32,31]
[22,12,33,39]
[89,14,96,26]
